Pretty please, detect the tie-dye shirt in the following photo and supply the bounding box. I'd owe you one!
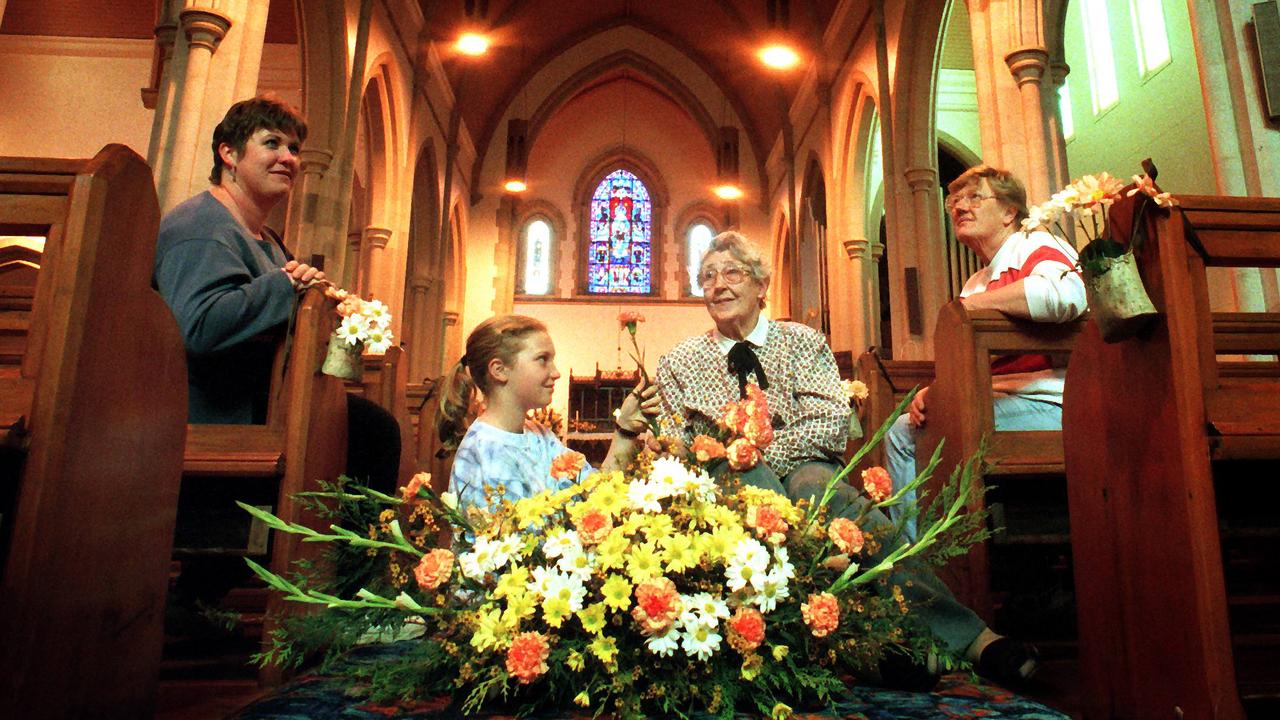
[448,419,592,514]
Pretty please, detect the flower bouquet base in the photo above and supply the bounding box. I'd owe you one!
[321,334,364,380]
[1083,252,1158,343]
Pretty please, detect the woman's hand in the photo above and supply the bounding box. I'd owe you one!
[616,380,660,435]
[282,259,326,288]
[908,385,929,428]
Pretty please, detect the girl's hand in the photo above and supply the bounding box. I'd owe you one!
[616,380,660,434]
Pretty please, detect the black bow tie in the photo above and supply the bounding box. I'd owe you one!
[727,341,769,398]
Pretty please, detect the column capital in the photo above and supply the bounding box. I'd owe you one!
[903,166,938,193]
[300,148,333,176]
[179,8,231,52]
[347,230,362,250]
[843,237,870,260]
[362,227,393,249]
[154,22,178,52]
[870,241,886,262]
[1004,46,1050,87]
[1049,62,1071,88]
[443,311,460,326]
[410,276,434,292]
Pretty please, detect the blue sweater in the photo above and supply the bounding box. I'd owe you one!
[154,191,297,424]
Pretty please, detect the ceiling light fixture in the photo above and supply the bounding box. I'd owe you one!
[759,44,799,70]
[714,184,744,201]
[456,32,489,56]
[503,179,527,193]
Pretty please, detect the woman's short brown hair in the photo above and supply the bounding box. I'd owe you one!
[209,94,308,184]
[947,164,1029,224]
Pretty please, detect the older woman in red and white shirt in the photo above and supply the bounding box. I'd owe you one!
[885,164,1087,541]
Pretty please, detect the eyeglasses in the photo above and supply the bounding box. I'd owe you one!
[944,192,996,213]
[697,264,751,288]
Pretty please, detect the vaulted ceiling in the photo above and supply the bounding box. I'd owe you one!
[421,0,840,168]
[3,1,842,164]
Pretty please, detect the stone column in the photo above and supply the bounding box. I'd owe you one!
[1004,46,1053,203]
[869,239,886,350]
[1045,61,1071,191]
[144,19,179,163]
[442,310,462,376]
[843,236,874,357]
[361,226,393,300]
[157,8,230,212]
[346,229,363,293]
[405,278,433,380]
[903,165,947,333]
[285,147,334,261]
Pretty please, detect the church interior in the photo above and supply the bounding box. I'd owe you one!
[2,0,1280,717]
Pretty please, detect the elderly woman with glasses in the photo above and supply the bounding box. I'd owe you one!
[654,230,1040,690]
[884,165,1087,543]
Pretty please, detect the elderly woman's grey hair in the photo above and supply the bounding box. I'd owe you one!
[698,231,772,283]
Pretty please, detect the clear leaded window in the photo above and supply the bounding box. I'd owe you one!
[521,218,553,295]
[1080,0,1119,113]
[587,169,652,294]
[686,222,715,296]
[1130,0,1171,77]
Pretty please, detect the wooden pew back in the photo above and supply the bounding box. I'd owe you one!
[352,345,416,488]
[916,302,1085,619]
[1062,194,1280,720]
[851,350,933,468]
[0,146,187,718]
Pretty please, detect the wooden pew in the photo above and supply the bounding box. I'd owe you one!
[413,377,456,496]
[0,145,187,718]
[852,349,934,468]
[182,284,347,681]
[1063,195,1280,720]
[918,302,1086,620]
[348,345,417,488]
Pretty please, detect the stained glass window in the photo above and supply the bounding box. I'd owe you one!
[686,222,715,296]
[521,219,552,295]
[587,169,652,294]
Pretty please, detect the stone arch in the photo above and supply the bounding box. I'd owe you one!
[672,200,724,297]
[769,209,791,319]
[442,202,467,368]
[404,143,442,380]
[796,156,830,334]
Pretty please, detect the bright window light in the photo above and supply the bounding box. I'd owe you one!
[522,219,551,295]
[1080,0,1120,114]
[1130,0,1171,77]
[1059,80,1074,140]
[687,223,715,296]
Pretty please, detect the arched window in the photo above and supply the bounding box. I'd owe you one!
[519,217,554,295]
[685,221,716,296]
[586,169,652,294]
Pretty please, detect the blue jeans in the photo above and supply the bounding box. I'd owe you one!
[884,394,1062,541]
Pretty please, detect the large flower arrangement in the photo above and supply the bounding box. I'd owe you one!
[242,390,986,719]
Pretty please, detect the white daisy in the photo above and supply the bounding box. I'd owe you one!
[645,626,680,657]
[543,569,588,612]
[337,314,369,345]
[648,457,689,493]
[556,547,595,579]
[628,480,664,514]
[771,546,796,581]
[680,620,723,661]
[751,569,792,613]
[542,528,581,559]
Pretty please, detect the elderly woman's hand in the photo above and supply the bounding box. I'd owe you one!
[616,380,660,435]
[908,385,929,428]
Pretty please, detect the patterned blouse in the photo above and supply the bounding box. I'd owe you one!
[448,419,592,514]
[655,319,850,476]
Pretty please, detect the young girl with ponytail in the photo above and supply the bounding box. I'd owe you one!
[436,315,659,514]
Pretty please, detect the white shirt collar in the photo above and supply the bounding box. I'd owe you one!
[713,314,770,355]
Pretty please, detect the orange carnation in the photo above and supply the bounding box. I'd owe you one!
[745,504,789,545]
[727,607,766,653]
[861,466,892,503]
[631,577,682,635]
[801,592,841,638]
[690,435,727,462]
[827,517,864,555]
[400,471,431,502]
[335,296,363,317]
[413,548,454,591]
[618,311,646,327]
[550,450,587,481]
[726,438,761,471]
[574,507,613,545]
[505,631,551,684]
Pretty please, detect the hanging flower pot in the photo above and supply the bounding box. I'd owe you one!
[1083,250,1158,342]
[321,334,364,380]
